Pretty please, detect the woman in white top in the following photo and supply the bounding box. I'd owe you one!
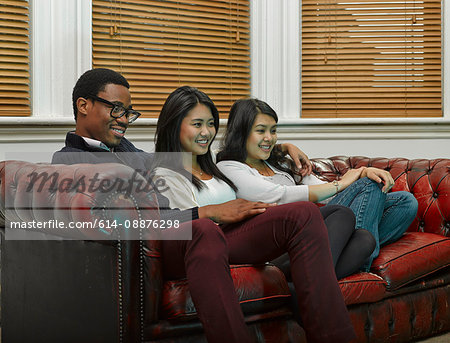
[151,86,356,343]
[217,98,418,273]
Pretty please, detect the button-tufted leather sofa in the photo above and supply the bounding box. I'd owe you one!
[1,157,449,343]
[312,157,450,343]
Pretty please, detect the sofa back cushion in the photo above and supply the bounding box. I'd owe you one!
[311,156,449,237]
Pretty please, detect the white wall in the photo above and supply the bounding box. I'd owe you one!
[0,0,449,161]
[278,139,450,160]
[2,120,448,162]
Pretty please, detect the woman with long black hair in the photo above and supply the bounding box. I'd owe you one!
[217,98,418,274]
[151,86,356,343]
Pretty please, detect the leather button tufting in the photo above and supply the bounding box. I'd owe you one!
[432,193,438,198]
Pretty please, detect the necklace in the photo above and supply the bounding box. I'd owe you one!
[191,166,203,176]
[247,161,272,176]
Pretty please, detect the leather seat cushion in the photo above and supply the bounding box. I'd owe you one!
[339,272,387,305]
[370,232,450,290]
[160,264,290,321]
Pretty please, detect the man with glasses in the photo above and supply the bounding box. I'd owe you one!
[53,68,141,157]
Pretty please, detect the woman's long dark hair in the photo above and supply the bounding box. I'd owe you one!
[217,98,302,184]
[154,85,236,191]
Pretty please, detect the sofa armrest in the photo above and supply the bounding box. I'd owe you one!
[1,234,134,342]
[0,160,163,342]
[1,160,161,240]
[311,156,450,237]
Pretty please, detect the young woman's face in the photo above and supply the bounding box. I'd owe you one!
[179,103,216,156]
[245,113,277,163]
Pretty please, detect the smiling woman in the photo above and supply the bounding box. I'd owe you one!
[245,113,278,175]
[153,85,236,193]
[179,103,216,166]
[216,97,418,273]
[150,85,357,343]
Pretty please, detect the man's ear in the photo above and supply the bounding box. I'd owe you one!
[76,97,90,117]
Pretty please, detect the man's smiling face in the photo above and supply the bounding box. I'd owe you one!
[76,83,131,148]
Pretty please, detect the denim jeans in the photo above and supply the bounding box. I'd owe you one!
[328,177,418,271]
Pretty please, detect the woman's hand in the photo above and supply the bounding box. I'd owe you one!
[308,167,364,202]
[338,167,366,191]
[362,167,394,193]
[279,143,313,176]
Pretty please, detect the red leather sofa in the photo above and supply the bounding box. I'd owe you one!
[313,157,450,342]
[1,156,449,343]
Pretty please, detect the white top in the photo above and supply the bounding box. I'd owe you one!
[216,160,326,205]
[152,167,236,210]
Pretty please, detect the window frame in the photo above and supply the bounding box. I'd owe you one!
[250,0,450,123]
[0,0,32,117]
[0,0,448,136]
[91,0,251,119]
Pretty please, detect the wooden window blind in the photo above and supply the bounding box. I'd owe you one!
[301,0,442,118]
[92,0,250,118]
[0,0,30,116]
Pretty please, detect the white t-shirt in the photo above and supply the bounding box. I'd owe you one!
[152,167,236,210]
[216,160,326,205]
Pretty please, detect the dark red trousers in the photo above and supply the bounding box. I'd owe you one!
[161,202,355,343]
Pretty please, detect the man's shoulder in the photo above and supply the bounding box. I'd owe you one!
[116,137,143,152]
[51,132,90,164]
[51,147,95,164]
[51,132,154,166]
[55,146,85,153]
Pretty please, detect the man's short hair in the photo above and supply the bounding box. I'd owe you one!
[72,68,130,121]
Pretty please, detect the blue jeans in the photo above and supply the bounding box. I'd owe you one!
[328,177,418,271]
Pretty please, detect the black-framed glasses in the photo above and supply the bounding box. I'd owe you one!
[89,95,141,123]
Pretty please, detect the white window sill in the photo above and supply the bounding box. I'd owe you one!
[1,116,450,126]
[1,116,449,143]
